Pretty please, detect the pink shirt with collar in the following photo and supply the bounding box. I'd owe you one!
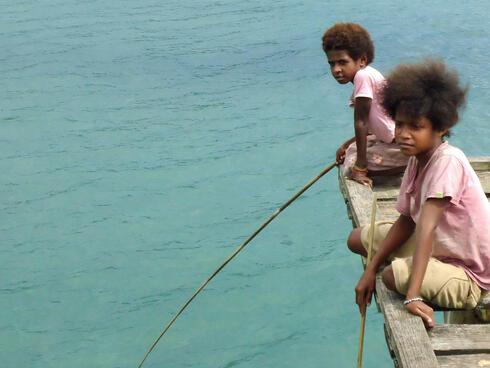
[396,142,490,290]
[350,65,395,144]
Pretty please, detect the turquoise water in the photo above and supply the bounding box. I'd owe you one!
[2,1,489,367]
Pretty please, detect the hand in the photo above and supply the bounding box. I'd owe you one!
[336,145,346,164]
[350,168,373,188]
[405,300,434,328]
[355,268,376,316]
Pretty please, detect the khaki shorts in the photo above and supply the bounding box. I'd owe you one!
[361,222,482,310]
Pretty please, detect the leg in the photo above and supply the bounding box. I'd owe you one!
[391,257,482,310]
[381,265,396,291]
[347,228,367,256]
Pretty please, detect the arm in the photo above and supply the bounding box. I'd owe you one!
[405,198,450,328]
[354,97,371,168]
[355,214,415,314]
[351,97,372,186]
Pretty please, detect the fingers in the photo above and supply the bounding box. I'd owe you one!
[354,176,373,188]
[336,153,345,164]
[355,285,373,315]
[355,289,363,312]
[419,304,434,328]
[365,178,373,189]
[406,301,435,329]
[355,286,365,314]
[417,308,434,329]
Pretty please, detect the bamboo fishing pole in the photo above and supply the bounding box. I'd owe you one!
[357,193,377,368]
[137,161,337,368]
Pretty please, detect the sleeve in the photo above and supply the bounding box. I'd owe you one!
[395,162,413,216]
[352,70,374,100]
[421,155,465,205]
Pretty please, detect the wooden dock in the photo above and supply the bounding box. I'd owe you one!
[338,157,490,368]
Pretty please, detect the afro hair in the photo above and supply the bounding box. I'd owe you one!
[322,22,374,64]
[381,58,468,137]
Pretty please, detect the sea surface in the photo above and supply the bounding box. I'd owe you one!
[2,1,489,367]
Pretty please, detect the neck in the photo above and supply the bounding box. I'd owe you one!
[416,140,444,168]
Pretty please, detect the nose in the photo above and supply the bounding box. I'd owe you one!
[395,124,410,139]
[332,63,342,74]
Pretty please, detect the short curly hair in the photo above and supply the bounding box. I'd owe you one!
[322,22,374,64]
[381,58,468,137]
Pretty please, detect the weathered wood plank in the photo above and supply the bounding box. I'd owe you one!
[428,324,490,354]
[377,201,399,222]
[470,156,490,171]
[376,275,439,367]
[373,187,401,200]
[338,168,377,227]
[437,354,490,368]
[477,171,490,194]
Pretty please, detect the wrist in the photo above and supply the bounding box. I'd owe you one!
[406,289,421,300]
[354,159,367,171]
[403,297,424,305]
[365,261,379,273]
[353,164,368,172]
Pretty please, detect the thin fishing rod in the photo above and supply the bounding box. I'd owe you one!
[137,161,337,368]
[357,193,377,368]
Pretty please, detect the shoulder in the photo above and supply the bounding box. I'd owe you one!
[434,143,470,170]
[353,67,371,83]
[353,67,386,97]
[424,143,474,189]
[355,66,384,81]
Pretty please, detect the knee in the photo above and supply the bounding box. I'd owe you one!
[382,266,396,291]
[347,228,365,255]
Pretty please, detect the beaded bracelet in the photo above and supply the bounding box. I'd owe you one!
[353,164,368,172]
[403,297,423,305]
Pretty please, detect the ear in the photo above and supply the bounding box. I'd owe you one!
[359,53,368,67]
[438,128,449,137]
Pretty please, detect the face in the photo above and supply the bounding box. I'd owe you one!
[394,112,447,163]
[326,50,366,84]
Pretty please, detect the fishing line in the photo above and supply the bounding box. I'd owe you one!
[137,161,337,367]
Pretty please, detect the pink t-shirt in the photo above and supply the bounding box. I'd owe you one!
[396,142,490,290]
[350,66,395,144]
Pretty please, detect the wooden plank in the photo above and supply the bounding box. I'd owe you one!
[338,168,376,227]
[437,354,490,368]
[376,275,440,367]
[477,171,490,194]
[478,291,490,307]
[428,324,490,354]
[373,186,400,200]
[470,156,490,171]
[377,201,399,222]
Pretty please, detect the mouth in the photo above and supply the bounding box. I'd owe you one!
[398,143,414,149]
[334,76,349,84]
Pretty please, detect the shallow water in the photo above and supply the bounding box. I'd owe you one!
[2,1,489,367]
